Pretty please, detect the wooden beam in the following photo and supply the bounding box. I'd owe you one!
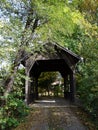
[35,77,38,100]
[64,76,67,98]
[69,70,76,102]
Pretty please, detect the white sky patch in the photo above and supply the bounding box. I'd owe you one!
[0,35,4,42]
[68,0,72,3]
[18,64,25,69]
[0,61,8,70]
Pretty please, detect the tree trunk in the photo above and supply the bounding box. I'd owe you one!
[4,66,18,97]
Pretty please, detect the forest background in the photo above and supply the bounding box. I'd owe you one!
[0,0,98,129]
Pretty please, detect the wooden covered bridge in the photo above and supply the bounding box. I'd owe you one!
[18,42,80,104]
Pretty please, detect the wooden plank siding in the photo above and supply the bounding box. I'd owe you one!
[21,42,80,104]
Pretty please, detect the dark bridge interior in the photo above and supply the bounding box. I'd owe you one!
[23,42,80,104]
[30,59,70,77]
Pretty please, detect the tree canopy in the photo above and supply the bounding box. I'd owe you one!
[0,0,98,129]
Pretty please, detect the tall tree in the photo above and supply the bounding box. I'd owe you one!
[0,0,87,95]
[70,0,98,117]
[0,1,97,109]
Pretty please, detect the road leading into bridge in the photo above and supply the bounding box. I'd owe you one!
[14,97,89,130]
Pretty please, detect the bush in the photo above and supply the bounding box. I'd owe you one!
[0,69,29,130]
[0,94,29,130]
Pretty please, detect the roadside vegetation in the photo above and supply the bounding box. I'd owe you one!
[0,0,98,129]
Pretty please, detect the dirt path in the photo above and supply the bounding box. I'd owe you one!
[14,97,89,130]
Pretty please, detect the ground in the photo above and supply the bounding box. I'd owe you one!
[13,97,96,130]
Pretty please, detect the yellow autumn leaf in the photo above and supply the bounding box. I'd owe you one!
[0,21,4,28]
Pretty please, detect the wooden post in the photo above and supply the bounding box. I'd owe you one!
[35,77,38,100]
[29,77,34,103]
[64,76,67,98]
[69,70,75,102]
[32,77,35,101]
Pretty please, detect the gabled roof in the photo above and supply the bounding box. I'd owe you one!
[15,42,80,74]
[30,42,80,64]
[24,42,80,73]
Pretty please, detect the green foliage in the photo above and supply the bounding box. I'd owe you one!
[38,72,57,95]
[0,0,98,128]
[76,61,98,117]
[54,85,63,97]
[0,94,29,130]
[38,72,63,96]
[65,1,98,119]
[12,68,25,98]
[75,23,98,117]
[0,68,29,130]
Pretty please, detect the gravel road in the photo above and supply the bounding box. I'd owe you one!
[14,97,89,130]
[31,97,89,130]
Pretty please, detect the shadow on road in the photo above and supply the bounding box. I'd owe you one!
[14,96,89,130]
